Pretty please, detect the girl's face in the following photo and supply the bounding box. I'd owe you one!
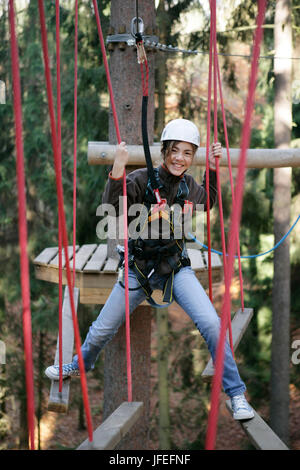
[164,141,195,176]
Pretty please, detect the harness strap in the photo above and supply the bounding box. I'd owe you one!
[131,261,175,308]
[117,242,190,309]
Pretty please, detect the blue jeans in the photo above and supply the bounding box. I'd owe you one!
[73,266,246,398]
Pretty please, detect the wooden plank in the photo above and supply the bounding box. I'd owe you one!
[187,248,205,271]
[203,251,223,270]
[35,265,118,289]
[77,401,144,450]
[102,257,119,273]
[48,286,79,413]
[33,247,58,266]
[69,244,97,271]
[80,287,113,305]
[225,400,289,450]
[49,245,79,268]
[202,308,253,381]
[83,244,108,272]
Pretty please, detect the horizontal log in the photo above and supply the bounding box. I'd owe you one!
[88,141,300,168]
[226,400,289,450]
[77,402,144,450]
[48,287,79,413]
[202,308,253,381]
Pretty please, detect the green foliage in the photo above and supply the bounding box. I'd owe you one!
[1,0,299,450]
[0,0,110,448]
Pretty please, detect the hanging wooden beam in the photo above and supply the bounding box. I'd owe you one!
[47,286,79,413]
[225,400,289,450]
[88,141,300,168]
[202,308,253,381]
[77,401,144,450]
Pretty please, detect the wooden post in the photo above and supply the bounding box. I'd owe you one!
[270,0,292,446]
[103,308,152,450]
[102,0,156,450]
[157,307,171,450]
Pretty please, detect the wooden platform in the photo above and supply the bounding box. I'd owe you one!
[77,401,144,450]
[33,243,223,305]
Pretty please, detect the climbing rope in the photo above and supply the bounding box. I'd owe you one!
[38,0,94,442]
[55,0,64,395]
[55,0,79,394]
[136,33,165,207]
[210,6,234,355]
[205,5,213,302]
[188,214,300,259]
[92,0,133,403]
[215,34,245,311]
[8,0,35,450]
[205,0,267,450]
[73,0,79,290]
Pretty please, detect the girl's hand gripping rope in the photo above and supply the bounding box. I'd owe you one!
[208,142,222,170]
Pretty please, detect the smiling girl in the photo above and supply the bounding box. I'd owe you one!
[45,119,254,421]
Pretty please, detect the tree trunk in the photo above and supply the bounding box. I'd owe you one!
[103,0,156,450]
[19,366,29,449]
[157,307,171,450]
[155,0,168,134]
[36,330,45,450]
[270,0,292,446]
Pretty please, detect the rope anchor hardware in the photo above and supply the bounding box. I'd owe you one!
[131,16,144,37]
[106,33,158,47]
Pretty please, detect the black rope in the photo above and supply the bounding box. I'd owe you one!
[141,95,159,191]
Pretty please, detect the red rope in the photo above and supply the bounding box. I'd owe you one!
[140,60,149,97]
[215,54,245,311]
[205,0,267,450]
[55,0,64,394]
[205,13,213,302]
[9,0,35,450]
[210,1,234,356]
[92,0,132,403]
[38,0,93,442]
[210,0,245,316]
[73,0,79,289]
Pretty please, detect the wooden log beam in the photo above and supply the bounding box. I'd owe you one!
[225,400,289,450]
[77,401,144,450]
[48,286,79,413]
[202,308,253,381]
[88,141,300,168]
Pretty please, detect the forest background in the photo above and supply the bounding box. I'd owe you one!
[0,0,300,450]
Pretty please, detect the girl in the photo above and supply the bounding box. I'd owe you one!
[45,119,254,420]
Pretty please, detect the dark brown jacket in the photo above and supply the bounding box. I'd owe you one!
[102,164,217,274]
[103,164,217,212]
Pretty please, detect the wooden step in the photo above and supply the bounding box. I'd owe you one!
[77,401,144,450]
[48,286,79,413]
[226,400,289,450]
[202,308,253,381]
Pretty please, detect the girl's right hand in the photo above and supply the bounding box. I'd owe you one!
[115,141,129,166]
[111,142,129,178]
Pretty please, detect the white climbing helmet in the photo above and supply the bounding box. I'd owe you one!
[160,119,200,147]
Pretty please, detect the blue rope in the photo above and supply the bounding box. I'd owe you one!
[188,215,300,259]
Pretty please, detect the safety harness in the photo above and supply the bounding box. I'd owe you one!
[117,168,194,308]
[117,28,193,308]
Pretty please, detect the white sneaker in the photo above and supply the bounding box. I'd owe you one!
[45,363,80,380]
[231,394,254,420]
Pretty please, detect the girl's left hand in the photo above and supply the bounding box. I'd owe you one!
[209,142,222,170]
